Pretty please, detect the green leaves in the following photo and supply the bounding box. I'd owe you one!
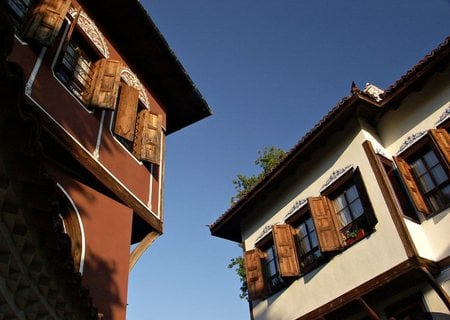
[231,146,285,203]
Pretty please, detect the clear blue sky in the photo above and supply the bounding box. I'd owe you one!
[127,1,450,319]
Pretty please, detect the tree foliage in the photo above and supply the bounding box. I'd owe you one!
[229,146,285,300]
[231,146,285,203]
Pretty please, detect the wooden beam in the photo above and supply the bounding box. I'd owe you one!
[357,298,381,320]
[129,231,160,272]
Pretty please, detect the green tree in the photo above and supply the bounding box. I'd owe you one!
[229,146,285,300]
[231,146,285,203]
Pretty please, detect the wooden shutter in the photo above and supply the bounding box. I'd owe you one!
[430,129,450,166]
[23,0,71,47]
[308,197,342,252]
[244,249,266,300]
[114,84,139,141]
[90,59,122,110]
[272,224,301,277]
[133,110,162,165]
[394,156,430,215]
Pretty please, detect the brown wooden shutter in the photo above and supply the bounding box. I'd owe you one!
[430,129,450,166]
[394,156,430,215]
[114,84,139,141]
[272,224,301,277]
[244,249,266,300]
[23,0,71,47]
[308,196,342,252]
[133,110,162,165]
[90,59,122,110]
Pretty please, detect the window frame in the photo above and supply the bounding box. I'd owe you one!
[394,129,450,217]
[255,233,285,294]
[54,28,99,104]
[286,205,325,275]
[320,167,377,247]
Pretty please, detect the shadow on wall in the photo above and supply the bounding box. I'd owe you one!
[83,247,123,320]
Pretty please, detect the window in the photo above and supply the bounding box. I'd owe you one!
[244,224,300,300]
[261,244,284,292]
[294,216,323,272]
[319,167,377,247]
[395,129,450,216]
[112,82,163,165]
[410,149,449,212]
[55,31,97,103]
[53,15,122,110]
[286,204,324,273]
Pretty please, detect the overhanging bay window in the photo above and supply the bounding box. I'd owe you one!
[394,129,450,216]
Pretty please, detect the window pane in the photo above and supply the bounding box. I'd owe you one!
[300,237,311,254]
[411,158,427,176]
[350,199,364,218]
[297,223,307,237]
[338,208,352,227]
[305,218,314,232]
[418,173,435,192]
[309,230,318,248]
[430,165,448,185]
[346,185,359,202]
[333,194,346,211]
[423,150,439,167]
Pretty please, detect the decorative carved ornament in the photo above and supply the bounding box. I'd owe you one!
[320,165,354,192]
[396,131,427,155]
[435,105,450,126]
[255,224,273,243]
[284,198,307,221]
[68,8,109,58]
[121,67,151,109]
[363,83,384,102]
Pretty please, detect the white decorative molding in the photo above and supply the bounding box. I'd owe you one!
[255,225,273,243]
[396,131,427,155]
[121,67,151,109]
[68,8,109,58]
[363,83,384,102]
[284,198,307,221]
[320,165,354,192]
[375,147,387,157]
[435,105,450,127]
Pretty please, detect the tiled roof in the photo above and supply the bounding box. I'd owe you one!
[210,35,450,240]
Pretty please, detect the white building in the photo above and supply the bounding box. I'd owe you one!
[210,37,450,320]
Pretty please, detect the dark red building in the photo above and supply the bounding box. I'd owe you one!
[0,1,211,319]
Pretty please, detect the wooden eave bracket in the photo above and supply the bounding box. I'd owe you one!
[129,231,160,272]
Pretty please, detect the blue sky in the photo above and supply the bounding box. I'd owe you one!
[126,1,450,319]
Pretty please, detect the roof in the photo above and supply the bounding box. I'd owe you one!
[79,0,212,135]
[210,36,450,242]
